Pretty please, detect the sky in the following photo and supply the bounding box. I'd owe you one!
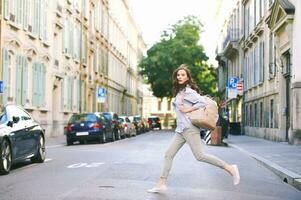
[128,0,227,66]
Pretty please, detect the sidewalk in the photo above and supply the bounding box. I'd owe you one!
[45,135,66,147]
[227,135,301,191]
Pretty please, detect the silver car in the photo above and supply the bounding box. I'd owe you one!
[118,116,136,137]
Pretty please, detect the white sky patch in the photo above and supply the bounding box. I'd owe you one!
[128,0,222,66]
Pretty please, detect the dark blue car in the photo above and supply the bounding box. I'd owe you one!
[0,104,45,175]
[65,112,113,145]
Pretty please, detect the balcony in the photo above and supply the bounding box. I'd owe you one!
[222,28,240,58]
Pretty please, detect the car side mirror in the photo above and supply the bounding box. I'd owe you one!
[13,116,20,123]
[7,121,13,127]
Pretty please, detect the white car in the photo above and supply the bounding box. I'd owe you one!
[118,116,136,137]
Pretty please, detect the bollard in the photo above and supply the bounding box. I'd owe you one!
[210,126,222,145]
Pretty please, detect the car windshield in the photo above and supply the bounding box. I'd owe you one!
[0,112,7,125]
[134,116,141,121]
[118,118,124,122]
[103,113,112,121]
[69,114,97,123]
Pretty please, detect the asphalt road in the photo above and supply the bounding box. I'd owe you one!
[0,130,300,200]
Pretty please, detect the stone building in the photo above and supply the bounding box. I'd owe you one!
[0,0,145,136]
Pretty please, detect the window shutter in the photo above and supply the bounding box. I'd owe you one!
[43,0,47,41]
[2,49,10,105]
[41,63,46,107]
[61,78,65,111]
[16,0,23,26]
[23,0,29,30]
[15,56,22,105]
[34,0,39,35]
[22,57,28,106]
[71,77,74,109]
[36,63,41,106]
[38,0,43,39]
[77,78,80,111]
[3,0,10,20]
[32,63,36,106]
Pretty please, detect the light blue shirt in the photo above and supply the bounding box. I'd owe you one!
[173,86,207,133]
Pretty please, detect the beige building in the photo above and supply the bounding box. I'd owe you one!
[216,0,301,144]
[0,0,145,137]
[142,85,175,129]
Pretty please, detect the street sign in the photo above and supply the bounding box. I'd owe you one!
[237,82,243,91]
[228,88,237,99]
[97,87,106,103]
[0,81,3,94]
[228,77,239,89]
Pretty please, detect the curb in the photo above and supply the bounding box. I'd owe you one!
[229,143,301,191]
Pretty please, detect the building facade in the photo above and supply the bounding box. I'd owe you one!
[216,0,301,144]
[0,0,145,137]
[142,85,175,129]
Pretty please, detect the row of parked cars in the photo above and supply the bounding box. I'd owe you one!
[0,104,163,175]
[65,112,162,145]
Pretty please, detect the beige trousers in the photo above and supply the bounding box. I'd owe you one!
[160,125,228,178]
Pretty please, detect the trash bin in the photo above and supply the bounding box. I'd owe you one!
[210,126,222,145]
[229,122,241,135]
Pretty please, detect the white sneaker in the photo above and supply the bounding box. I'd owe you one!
[232,164,240,185]
[147,185,167,193]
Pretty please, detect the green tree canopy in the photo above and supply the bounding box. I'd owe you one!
[139,16,217,98]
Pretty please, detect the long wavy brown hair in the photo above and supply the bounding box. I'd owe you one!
[172,64,200,96]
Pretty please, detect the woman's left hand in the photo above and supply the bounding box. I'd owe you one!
[179,105,191,113]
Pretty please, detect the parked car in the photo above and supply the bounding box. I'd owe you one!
[0,104,46,175]
[118,116,136,137]
[142,117,150,132]
[102,112,125,141]
[129,115,144,134]
[148,116,162,130]
[65,112,113,145]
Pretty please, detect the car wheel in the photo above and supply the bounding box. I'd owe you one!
[117,130,121,140]
[100,132,106,143]
[31,135,46,163]
[111,131,115,142]
[0,139,12,175]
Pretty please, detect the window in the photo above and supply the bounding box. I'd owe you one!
[61,79,65,110]
[2,49,10,105]
[15,55,28,106]
[254,103,258,127]
[158,99,162,111]
[269,33,276,78]
[168,99,172,111]
[245,105,248,126]
[270,99,274,128]
[249,0,255,34]
[259,42,265,82]
[0,113,8,124]
[32,62,46,107]
[250,104,253,126]
[67,77,74,110]
[259,102,263,127]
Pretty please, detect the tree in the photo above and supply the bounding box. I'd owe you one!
[139,16,217,98]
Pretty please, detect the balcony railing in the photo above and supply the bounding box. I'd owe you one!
[222,28,241,50]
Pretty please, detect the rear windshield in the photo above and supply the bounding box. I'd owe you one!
[133,116,141,121]
[149,117,159,121]
[69,114,97,123]
[103,113,112,121]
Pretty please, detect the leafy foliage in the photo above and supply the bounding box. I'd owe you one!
[139,16,217,98]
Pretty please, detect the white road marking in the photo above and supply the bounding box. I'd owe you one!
[67,162,105,169]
